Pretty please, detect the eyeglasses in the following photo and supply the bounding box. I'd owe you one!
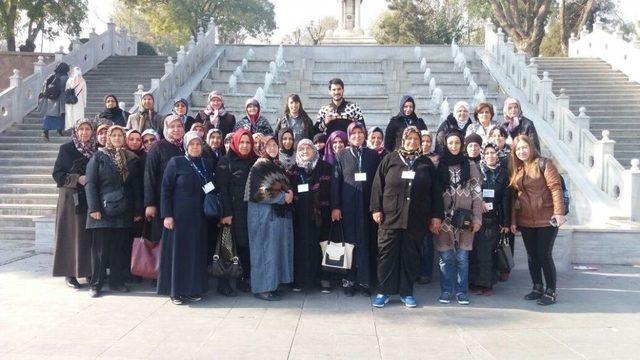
[143,139,156,144]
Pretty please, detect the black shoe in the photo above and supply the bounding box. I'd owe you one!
[65,277,82,289]
[537,289,557,306]
[171,296,185,305]
[237,279,251,293]
[183,294,202,302]
[524,284,544,300]
[42,132,49,142]
[217,284,238,297]
[416,276,432,285]
[109,284,130,293]
[89,287,100,298]
[343,286,356,297]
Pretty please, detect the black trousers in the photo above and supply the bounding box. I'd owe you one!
[520,226,558,291]
[90,228,128,290]
[469,220,500,288]
[377,228,423,296]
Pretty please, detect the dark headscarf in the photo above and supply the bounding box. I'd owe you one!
[397,95,419,123]
[54,62,70,75]
[230,129,255,160]
[245,98,261,124]
[278,128,295,156]
[313,133,328,158]
[465,133,483,162]
[172,98,190,125]
[347,121,366,148]
[99,94,126,124]
[437,131,470,187]
[126,129,145,157]
[324,130,347,165]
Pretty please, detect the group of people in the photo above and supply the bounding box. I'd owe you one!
[51,75,567,308]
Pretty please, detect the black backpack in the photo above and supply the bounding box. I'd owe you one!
[44,74,62,100]
[539,158,570,215]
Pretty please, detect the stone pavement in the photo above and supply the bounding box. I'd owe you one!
[1,241,640,360]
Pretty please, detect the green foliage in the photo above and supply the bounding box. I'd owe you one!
[137,41,157,55]
[540,17,564,57]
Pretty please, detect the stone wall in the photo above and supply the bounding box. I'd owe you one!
[0,52,55,90]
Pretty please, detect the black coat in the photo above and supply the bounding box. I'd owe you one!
[52,142,90,212]
[157,155,212,297]
[144,139,184,241]
[501,116,540,152]
[216,151,256,248]
[202,144,223,166]
[370,152,444,230]
[435,114,472,155]
[85,150,143,229]
[196,111,237,140]
[384,114,427,152]
[479,162,511,228]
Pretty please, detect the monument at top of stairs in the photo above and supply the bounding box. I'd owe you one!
[323,0,377,45]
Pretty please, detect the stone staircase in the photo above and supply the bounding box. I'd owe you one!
[535,57,640,167]
[0,55,165,241]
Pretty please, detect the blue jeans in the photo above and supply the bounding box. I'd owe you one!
[418,232,434,278]
[439,249,469,295]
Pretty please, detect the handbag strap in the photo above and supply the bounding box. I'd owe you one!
[328,220,345,245]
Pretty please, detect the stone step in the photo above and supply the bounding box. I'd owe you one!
[0,194,58,205]
[0,135,67,143]
[312,60,383,71]
[0,183,57,194]
[0,158,56,167]
[311,71,384,83]
[0,165,53,175]
[0,143,64,151]
[0,203,57,216]
[0,227,35,241]
[550,79,636,86]
[0,174,53,184]
[0,215,41,228]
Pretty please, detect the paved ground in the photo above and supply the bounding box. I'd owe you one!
[1,241,640,360]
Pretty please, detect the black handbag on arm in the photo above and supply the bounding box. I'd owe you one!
[494,233,515,272]
[210,224,243,279]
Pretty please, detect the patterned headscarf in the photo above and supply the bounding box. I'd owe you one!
[503,97,523,131]
[163,114,184,146]
[367,126,386,156]
[295,139,319,172]
[100,125,128,181]
[398,126,422,158]
[183,130,203,155]
[71,118,96,159]
[256,135,278,160]
[205,90,227,116]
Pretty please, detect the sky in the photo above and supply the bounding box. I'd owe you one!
[39,0,640,51]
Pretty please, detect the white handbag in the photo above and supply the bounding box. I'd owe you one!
[320,221,354,272]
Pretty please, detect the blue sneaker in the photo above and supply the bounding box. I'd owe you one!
[372,294,390,308]
[438,292,451,304]
[400,295,417,308]
[456,292,470,305]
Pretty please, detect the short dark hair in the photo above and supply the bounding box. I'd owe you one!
[328,78,344,90]
[489,125,508,138]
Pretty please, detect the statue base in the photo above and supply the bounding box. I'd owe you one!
[322,29,378,45]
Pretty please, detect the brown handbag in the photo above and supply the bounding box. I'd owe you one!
[130,228,161,279]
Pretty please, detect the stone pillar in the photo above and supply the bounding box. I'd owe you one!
[594,130,615,191]
[107,21,116,54]
[9,69,22,124]
[165,56,174,75]
[33,56,46,73]
[338,0,344,29]
[177,46,186,63]
[623,159,640,221]
[134,85,145,110]
[354,0,361,32]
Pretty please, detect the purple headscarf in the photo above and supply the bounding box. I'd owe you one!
[324,130,347,165]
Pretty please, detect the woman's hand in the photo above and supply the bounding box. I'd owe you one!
[164,217,174,230]
[429,218,442,235]
[221,216,233,225]
[133,216,143,222]
[284,190,294,204]
[510,225,518,234]
[372,212,383,224]
[472,223,481,233]
[90,212,101,220]
[331,209,342,221]
[500,227,511,234]
[551,214,567,227]
[145,206,157,220]
[77,175,87,186]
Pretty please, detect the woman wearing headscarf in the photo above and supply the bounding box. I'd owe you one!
[127,92,163,134]
[52,118,96,289]
[96,94,130,127]
[190,122,205,138]
[384,95,427,152]
[288,139,332,291]
[331,122,380,296]
[501,97,540,152]
[417,130,439,285]
[370,126,444,308]
[196,90,236,139]
[126,130,145,158]
[170,98,198,131]
[275,94,316,144]
[157,131,213,305]
[278,128,296,173]
[435,131,483,306]
[244,136,294,300]
[64,67,87,131]
[313,133,327,160]
[233,98,274,135]
[95,120,112,148]
[368,126,388,161]
[466,102,498,145]
[141,129,160,153]
[40,62,70,141]
[85,126,143,297]
[465,133,483,164]
[323,130,347,166]
[144,115,185,244]
[435,101,473,155]
[216,129,257,295]
[203,128,225,161]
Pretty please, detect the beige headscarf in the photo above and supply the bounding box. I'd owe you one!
[101,125,128,181]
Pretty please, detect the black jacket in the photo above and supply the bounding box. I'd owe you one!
[52,141,92,213]
[384,114,427,152]
[370,152,444,230]
[435,114,472,155]
[196,111,236,140]
[85,150,143,229]
[479,162,511,227]
[501,116,540,152]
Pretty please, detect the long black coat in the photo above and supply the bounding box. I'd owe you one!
[289,160,332,289]
[196,111,237,140]
[144,139,183,242]
[370,152,444,231]
[51,141,92,278]
[435,114,472,155]
[479,162,511,228]
[85,150,143,229]
[216,151,256,248]
[384,114,427,152]
[501,116,540,152]
[157,155,212,297]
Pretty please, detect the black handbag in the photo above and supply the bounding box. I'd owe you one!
[451,208,473,230]
[101,189,127,217]
[210,225,243,279]
[64,86,81,105]
[203,192,223,219]
[494,233,515,272]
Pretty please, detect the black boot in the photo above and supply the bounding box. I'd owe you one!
[65,276,82,289]
[42,130,50,142]
[57,129,64,136]
[524,284,544,300]
[537,289,557,306]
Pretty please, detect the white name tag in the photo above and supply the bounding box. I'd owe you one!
[297,183,309,193]
[483,189,495,198]
[401,171,416,180]
[202,182,215,194]
[484,201,494,210]
[355,172,367,182]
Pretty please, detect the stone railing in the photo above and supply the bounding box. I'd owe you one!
[569,17,640,83]
[482,20,640,221]
[0,23,137,132]
[131,19,219,115]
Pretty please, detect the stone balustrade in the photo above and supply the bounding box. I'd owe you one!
[0,23,137,133]
[482,20,640,222]
[569,17,640,83]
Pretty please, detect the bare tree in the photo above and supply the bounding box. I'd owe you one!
[487,0,553,56]
[305,16,338,45]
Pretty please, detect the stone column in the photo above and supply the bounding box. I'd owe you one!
[338,0,344,29]
[354,0,361,32]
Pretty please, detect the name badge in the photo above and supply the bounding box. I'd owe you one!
[202,182,215,194]
[401,171,416,180]
[297,184,309,193]
[354,172,367,182]
[483,189,495,198]
[484,201,494,211]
